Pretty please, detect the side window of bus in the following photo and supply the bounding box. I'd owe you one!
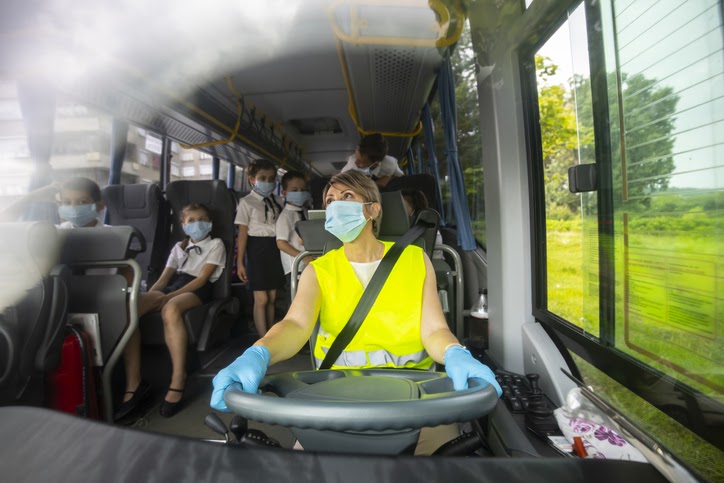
[126,124,163,184]
[219,159,245,192]
[529,0,723,478]
[429,20,486,247]
[170,143,214,182]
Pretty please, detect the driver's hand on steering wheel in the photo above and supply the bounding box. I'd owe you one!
[444,346,503,397]
[210,346,271,412]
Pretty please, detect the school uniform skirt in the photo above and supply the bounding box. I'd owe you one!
[162,272,214,304]
[246,236,284,291]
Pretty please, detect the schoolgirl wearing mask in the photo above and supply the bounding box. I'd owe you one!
[234,159,284,337]
[117,202,226,420]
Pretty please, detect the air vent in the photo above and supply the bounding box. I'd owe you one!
[289,117,342,135]
[373,47,416,117]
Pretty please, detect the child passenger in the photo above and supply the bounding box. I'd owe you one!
[234,159,285,337]
[117,203,226,419]
[56,177,107,228]
[276,171,314,311]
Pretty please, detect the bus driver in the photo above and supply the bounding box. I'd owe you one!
[211,171,502,452]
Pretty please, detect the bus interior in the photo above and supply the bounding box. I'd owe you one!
[0,0,722,481]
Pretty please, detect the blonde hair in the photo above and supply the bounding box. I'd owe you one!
[323,170,382,235]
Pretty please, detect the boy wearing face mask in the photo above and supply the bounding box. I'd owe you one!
[51,178,154,421]
[56,177,107,228]
[234,159,285,338]
[340,133,404,188]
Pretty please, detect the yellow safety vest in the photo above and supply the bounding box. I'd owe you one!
[311,241,433,370]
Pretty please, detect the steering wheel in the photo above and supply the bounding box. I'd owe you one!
[223,369,499,432]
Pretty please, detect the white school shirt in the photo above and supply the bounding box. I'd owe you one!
[341,155,404,178]
[276,204,306,275]
[234,190,283,237]
[165,236,226,283]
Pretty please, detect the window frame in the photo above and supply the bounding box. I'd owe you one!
[520,0,723,451]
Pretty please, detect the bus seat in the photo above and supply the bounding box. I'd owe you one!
[438,226,482,340]
[140,180,240,352]
[230,189,249,207]
[0,222,67,407]
[310,176,331,209]
[102,183,170,287]
[56,225,146,422]
[383,174,441,215]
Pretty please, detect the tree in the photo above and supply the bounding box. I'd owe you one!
[536,55,588,216]
[536,56,679,217]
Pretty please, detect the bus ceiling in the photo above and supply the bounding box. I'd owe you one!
[0,0,466,177]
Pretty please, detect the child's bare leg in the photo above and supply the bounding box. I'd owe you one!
[267,289,277,325]
[253,290,270,337]
[160,293,201,403]
[121,291,165,401]
[121,330,142,402]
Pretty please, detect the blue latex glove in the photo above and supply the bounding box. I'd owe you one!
[444,345,502,397]
[210,346,271,412]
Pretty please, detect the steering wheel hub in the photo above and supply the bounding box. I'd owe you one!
[287,376,419,402]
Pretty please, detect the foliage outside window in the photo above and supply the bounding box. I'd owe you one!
[428,20,486,247]
[530,0,724,477]
[534,3,599,334]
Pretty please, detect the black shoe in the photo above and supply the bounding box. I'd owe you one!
[159,387,185,418]
[114,380,151,421]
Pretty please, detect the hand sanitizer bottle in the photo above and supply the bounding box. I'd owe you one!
[471,288,488,319]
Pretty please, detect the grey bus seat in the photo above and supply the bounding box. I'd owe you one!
[102,183,170,287]
[54,225,145,422]
[310,176,331,209]
[140,180,240,352]
[0,222,67,407]
[384,173,441,215]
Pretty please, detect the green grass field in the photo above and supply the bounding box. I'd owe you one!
[546,223,723,481]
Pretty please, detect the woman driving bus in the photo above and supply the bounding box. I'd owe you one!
[210,170,502,414]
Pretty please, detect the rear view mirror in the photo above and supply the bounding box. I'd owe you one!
[568,164,597,193]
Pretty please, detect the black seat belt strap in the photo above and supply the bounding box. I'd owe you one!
[319,221,430,370]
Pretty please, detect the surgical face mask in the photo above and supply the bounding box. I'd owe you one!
[324,201,372,243]
[183,221,213,241]
[285,191,311,207]
[358,166,372,176]
[58,203,98,227]
[254,180,276,197]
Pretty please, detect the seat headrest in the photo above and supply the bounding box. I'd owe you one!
[383,174,441,215]
[378,191,411,237]
[102,184,160,219]
[57,226,146,263]
[165,180,235,243]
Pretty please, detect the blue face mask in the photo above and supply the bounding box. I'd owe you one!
[183,221,213,241]
[58,203,98,227]
[324,201,372,243]
[285,191,311,207]
[254,181,276,197]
